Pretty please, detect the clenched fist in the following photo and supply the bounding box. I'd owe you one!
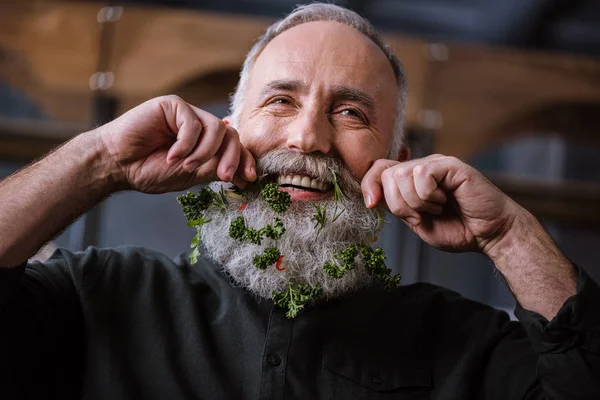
[98,95,257,194]
[361,154,524,256]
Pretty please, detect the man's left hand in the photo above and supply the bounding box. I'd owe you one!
[361,154,523,256]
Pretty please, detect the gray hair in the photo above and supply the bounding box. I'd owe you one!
[229,3,407,159]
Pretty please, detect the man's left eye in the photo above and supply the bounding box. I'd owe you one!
[339,109,365,121]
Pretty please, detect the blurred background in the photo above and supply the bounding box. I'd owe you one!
[2,0,600,315]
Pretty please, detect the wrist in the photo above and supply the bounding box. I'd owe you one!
[483,205,538,265]
[71,129,127,195]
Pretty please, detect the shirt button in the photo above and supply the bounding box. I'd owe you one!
[266,355,281,366]
[372,375,385,385]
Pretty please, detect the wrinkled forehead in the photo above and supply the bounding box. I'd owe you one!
[248,21,398,108]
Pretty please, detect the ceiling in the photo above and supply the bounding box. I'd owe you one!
[116,0,600,56]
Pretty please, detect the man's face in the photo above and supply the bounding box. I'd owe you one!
[235,21,399,199]
[201,22,399,301]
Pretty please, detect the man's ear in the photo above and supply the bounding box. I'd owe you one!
[222,116,232,126]
[397,146,411,162]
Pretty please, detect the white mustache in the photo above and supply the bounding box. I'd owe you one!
[255,149,363,198]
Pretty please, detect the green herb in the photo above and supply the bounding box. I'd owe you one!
[187,215,212,264]
[208,186,229,213]
[309,169,347,233]
[322,244,358,278]
[262,217,286,240]
[360,245,401,289]
[228,216,286,245]
[310,201,328,233]
[178,187,227,264]
[330,167,348,203]
[177,189,213,221]
[262,183,291,213]
[253,247,281,270]
[229,216,247,240]
[245,227,263,245]
[272,283,323,318]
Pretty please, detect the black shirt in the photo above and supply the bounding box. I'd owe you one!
[1,246,599,399]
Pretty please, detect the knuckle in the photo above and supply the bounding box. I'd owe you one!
[388,202,403,216]
[164,94,182,103]
[373,159,390,169]
[413,164,426,177]
[206,117,225,136]
[216,119,226,134]
[381,168,394,181]
[392,167,410,180]
[446,156,461,164]
[187,118,203,133]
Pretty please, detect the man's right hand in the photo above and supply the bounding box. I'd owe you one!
[98,95,257,194]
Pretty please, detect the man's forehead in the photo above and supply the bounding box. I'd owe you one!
[250,21,397,96]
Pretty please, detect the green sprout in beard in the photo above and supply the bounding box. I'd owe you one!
[229,216,286,245]
[360,245,401,290]
[262,217,286,240]
[272,283,323,319]
[253,247,281,270]
[309,168,346,234]
[177,186,229,264]
[261,183,291,213]
[322,244,358,278]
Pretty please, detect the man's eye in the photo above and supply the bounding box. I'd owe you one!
[339,108,365,121]
[270,97,291,105]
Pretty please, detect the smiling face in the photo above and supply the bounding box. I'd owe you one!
[234,21,400,201]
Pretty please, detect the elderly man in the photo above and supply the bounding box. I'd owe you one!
[1,3,598,399]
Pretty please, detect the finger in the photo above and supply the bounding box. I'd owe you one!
[237,145,257,183]
[361,159,399,208]
[418,156,472,193]
[164,100,204,164]
[182,115,227,173]
[381,168,421,225]
[231,173,248,189]
[215,126,241,182]
[192,156,220,183]
[413,164,447,204]
[394,169,444,215]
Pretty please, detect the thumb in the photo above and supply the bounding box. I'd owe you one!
[360,159,399,208]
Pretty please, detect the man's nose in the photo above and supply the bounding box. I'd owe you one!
[284,108,332,154]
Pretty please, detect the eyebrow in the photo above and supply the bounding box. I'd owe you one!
[330,85,376,113]
[259,79,304,98]
[259,79,377,114]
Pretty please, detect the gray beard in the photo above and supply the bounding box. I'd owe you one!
[200,150,382,301]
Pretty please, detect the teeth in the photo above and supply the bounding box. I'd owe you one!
[276,174,330,191]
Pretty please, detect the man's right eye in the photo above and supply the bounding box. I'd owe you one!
[269,97,291,105]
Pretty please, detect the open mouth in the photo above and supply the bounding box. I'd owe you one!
[275,174,332,193]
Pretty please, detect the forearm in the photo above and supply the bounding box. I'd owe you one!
[0,130,120,268]
[487,208,577,320]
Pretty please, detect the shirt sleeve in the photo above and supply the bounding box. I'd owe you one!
[512,265,600,399]
[0,247,105,400]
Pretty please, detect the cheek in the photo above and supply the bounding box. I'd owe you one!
[238,117,286,156]
[336,136,388,179]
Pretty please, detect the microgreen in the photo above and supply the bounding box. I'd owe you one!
[262,217,286,240]
[177,186,229,264]
[329,167,348,203]
[360,245,401,289]
[261,183,291,213]
[186,215,212,264]
[228,216,286,245]
[309,201,328,233]
[253,247,281,270]
[322,244,358,278]
[272,283,323,319]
